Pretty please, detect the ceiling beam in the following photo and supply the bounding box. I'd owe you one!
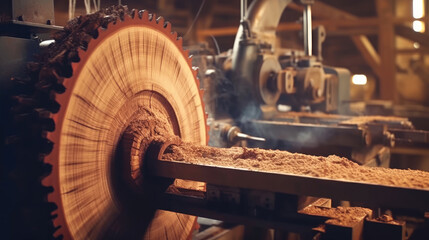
[351,35,381,76]
[376,0,396,100]
[395,24,429,48]
[304,2,382,79]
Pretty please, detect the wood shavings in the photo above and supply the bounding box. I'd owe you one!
[163,143,429,190]
[300,205,372,226]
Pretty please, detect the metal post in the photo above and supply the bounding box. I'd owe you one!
[240,0,247,21]
[303,4,312,56]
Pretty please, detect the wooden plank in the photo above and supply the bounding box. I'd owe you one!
[148,159,429,212]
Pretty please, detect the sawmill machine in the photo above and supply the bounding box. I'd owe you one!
[196,0,429,165]
[2,1,429,240]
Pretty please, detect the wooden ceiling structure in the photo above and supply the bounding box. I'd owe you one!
[54,0,429,103]
[191,0,429,102]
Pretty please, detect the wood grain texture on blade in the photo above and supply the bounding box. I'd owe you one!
[45,11,207,239]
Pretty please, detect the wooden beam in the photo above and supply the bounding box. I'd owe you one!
[288,2,304,12]
[351,36,381,77]
[311,1,357,20]
[376,0,396,100]
[278,18,380,30]
[326,28,378,36]
[396,48,429,54]
[198,18,380,38]
[213,4,240,15]
[289,3,427,24]
[309,3,381,78]
[197,26,238,38]
[310,2,381,79]
[395,24,429,48]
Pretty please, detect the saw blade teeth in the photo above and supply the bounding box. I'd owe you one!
[52,219,63,238]
[46,191,56,206]
[192,66,199,78]
[194,70,199,79]
[164,21,172,33]
[53,217,62,227]
[49,188,66,239]
[182,49,190,61]
[41,171,52,186]
[51,209,58,219]
[70,61,80,73]
[187,54,193,66]
[170,31,179,42]
[148,13,155,21]
[86,36,99,54]
[123,13,132,22]
[77,46,88,59]
[139,10,149,20]
[130,9,137,19]
[176,36,183,45]
[91,28,99,40]
[35,6,210,239]
[156,16,164,25]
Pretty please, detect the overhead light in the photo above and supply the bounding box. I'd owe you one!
[413,0,425,32]
[352,74,367,85]
[414,42,421,49]
[413,0,424,19]
[413,20,425,32]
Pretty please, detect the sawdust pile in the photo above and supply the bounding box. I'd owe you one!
[300,206,372,226]
[162,143,429,189]
[373,214,403,225]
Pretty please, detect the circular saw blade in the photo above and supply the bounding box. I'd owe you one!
[38,6,208,239]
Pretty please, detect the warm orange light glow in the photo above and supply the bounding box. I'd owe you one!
[413,0,425,18]
[413,0,426,32]
[352,74,367,85]
[413,20,425,32]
